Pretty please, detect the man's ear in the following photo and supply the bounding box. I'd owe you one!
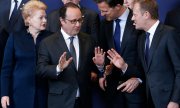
[143,11,150,19]
[60,17,64,24]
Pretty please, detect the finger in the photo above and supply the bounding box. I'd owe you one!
[67,57,73,64]
[107,50,115,57]
[111,48,119,56]
[121,84,129,92]
[99,82,105,91]
[97,46,101,54]
[59,52,66,62]
[117,83,126,90]
[107,55,112,61]
[107,50,116,58]
[105,80,107,87]
[100,48,104,55]
[126,85,134,93]
[102,52,106,57]
[6,98,9,106]
[94,47,98,54]
[92,57,95,62]
[101,85,105,91]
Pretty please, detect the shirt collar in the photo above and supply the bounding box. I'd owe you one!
[147,20,160,35]
[117,8,129,21]
[61,28,78,40]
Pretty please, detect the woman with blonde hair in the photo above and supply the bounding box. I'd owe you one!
[1,1,52,108]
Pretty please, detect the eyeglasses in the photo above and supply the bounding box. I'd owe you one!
[65,17,84,24]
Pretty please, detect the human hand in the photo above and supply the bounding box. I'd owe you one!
[91,71,98,82]
[58,52,73,70]
[104,63,114,76]
[99,77,107,91]
[107,49,127,70]
[93,47,105,66]
[1,96,10,108]
[117,78,140,93]
[167,102,179,108]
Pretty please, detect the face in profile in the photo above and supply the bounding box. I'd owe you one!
[131,3,146,30]
[97,2,117,21]
[124,0,134,9]
[62,0,80,5]
[61,7,83,36]
[27,9,47,31]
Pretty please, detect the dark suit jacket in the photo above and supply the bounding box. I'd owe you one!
[164,7,180,35]
[0,0,28,33]
[37,30,97,108]
[46,6,100,42]
[138,23,180,108]
[99,10,145,106]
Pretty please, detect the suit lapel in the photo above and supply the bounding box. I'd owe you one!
[1,0,11,28]
[106,21,115,49]
[139,33,148,70]
[77,33,85,71]
[121,12,133,54]
[147,24,163,69]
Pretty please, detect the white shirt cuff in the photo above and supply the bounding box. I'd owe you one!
[56,65,63,76]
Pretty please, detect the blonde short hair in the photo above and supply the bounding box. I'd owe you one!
[22,0,47,26]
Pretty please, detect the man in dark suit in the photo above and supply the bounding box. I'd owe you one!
[0,0,28,71]
[107,0,180,108]
[46,0,100,42]
[164,7,180,35]
[0,0,28,33]
[37,3,97,108]
[93,0,145,108]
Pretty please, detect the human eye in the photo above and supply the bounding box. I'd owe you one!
[71,19,77,24]
[78,18,83,23]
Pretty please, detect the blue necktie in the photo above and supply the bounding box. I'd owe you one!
[113,19,121,53]
[9,0,18,29]
[69,37,77,68]
[145,32,150,63]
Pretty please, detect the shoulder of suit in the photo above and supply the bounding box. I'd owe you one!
[41,32,59,42]
[78,32,90,38]
[48,9,59,17]
[81,7,98,16]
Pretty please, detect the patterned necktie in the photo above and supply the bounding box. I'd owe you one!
[145,32,150,63]
[113,19,121,53]
[69,37,77,68]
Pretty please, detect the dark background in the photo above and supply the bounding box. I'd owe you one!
[42,0,180,22]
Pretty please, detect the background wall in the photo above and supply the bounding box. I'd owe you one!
[42,0,180,22]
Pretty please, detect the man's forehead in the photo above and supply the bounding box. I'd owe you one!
[66,8,81,16]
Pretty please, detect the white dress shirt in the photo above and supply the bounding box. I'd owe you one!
[56,28,80,97]
[113,8,130,46]
[146,20,160,48]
